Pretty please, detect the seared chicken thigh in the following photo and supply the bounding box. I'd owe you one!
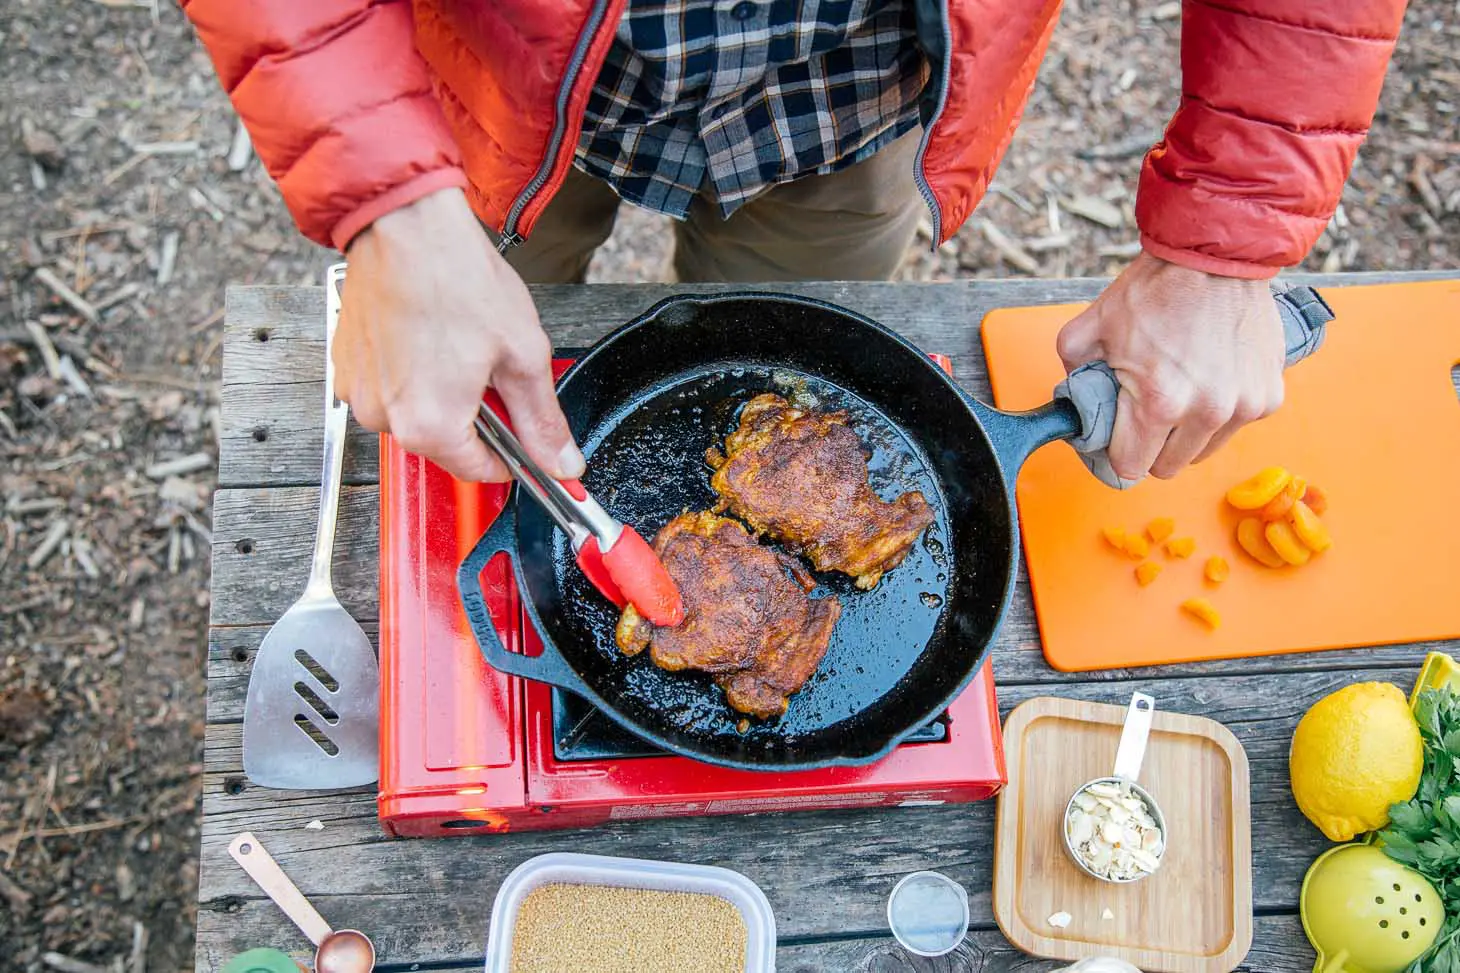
[708,394,934,589]
[615,511,840,719]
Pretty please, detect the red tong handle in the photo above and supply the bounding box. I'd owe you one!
[480,396,684,627]
[573,540,626,609]
[593,528,685,627]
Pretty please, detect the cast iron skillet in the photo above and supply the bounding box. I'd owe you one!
[456,292,1080,771]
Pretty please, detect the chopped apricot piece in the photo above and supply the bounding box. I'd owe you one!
[1204,556,1230,584]
[1237,517,1288,568]
[1135,561,1163,586]
[1181,597,1222,630]
[1301,484,1329,517]
[1165,536,1197,559]
[1124,533,1150,560]
[1265,520,1312,566]
[1226,467,1293,510]
[1103,526,1128,552]
[1259,480,1303,522]
[1146,517,1176,544]
[1289,500,1333,553]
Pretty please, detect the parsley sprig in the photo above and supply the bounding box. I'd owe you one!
[1377,688,1460,972]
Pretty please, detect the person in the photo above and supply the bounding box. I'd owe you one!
[182,0,1406,487]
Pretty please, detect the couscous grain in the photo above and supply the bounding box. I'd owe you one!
[509,883,748,973]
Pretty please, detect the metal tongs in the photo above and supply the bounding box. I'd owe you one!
[474,401,685,627]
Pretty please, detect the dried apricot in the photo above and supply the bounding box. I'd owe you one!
[1146,517,1175,544]
[1135,561,1163,586]
[1103,526,1128,552]
[1226,467,1293,510]
[1165,536,1197,559]
[1301,484,1329,517]
[1265,520,1312,566]
[1181,597,1221,630]
[1237,517,1288,569]
[1204,556,1230,584]
[1124,533,1150,560]
[1290,500,1333,553]
[1259,479,1303,522]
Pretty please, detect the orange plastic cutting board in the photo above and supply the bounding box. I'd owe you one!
[981,279,1460,671]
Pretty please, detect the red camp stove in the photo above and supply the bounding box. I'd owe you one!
[378,357,1006,838]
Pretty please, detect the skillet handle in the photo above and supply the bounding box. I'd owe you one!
[1053,284,1334,489]
[970,396,1083,494]
[456,496,593,695]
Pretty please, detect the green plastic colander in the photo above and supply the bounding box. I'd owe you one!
[1301,843,1443,973]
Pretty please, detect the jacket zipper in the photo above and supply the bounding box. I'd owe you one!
[497,0,615,252]
[911,0,952,246]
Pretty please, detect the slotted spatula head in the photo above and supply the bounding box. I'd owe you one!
[243,590,380,790]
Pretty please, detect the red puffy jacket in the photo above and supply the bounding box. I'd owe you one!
[182,0,1406,280]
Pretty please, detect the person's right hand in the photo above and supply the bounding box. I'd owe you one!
[333,187,584,483]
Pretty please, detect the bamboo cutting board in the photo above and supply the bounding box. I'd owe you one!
[993,697,1253,971]
[981,280,1460,671]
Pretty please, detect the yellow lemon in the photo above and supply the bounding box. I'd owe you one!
[1290,682,1423,842]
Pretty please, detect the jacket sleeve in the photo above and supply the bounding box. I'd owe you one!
[182,0,469,251]
[1135,0,1408,279]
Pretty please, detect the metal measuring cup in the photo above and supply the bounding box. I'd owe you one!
[228,832,377,973]
[1062,692,1168,884]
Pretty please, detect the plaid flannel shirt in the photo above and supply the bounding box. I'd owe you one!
[575,0,928,220]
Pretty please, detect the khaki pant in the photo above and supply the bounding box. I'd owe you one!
[500,131,925,284]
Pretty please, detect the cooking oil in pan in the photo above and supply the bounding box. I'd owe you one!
[549,364,956,751]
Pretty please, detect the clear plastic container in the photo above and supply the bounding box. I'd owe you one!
[484,851,777,973]
[886,870,969,957]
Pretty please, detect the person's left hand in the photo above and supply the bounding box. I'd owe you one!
[1055,251,1286,483]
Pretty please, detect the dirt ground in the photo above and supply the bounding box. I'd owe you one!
[0,1,1455,971]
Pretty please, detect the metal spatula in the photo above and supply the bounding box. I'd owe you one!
[242,263,379,790]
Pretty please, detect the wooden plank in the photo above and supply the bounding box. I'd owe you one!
[208,486,379,629]
[217,280,1094,489]
[195,665,1420,972]
[219,382,380,488]
[206,491,1446,680]
[204,618,1446,726]
[220,286,380,487]
[218,272,1454,489]
[195,917,1313,972]
[776,921,1313,972]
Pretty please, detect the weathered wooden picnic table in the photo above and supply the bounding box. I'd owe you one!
[199,272,1458,973]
